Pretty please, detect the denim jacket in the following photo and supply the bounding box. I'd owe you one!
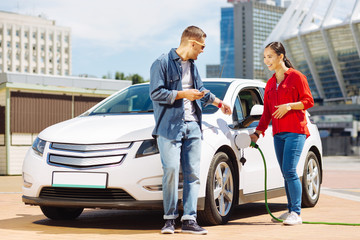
[150,48,215,140]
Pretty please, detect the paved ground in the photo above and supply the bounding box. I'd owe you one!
[0,156,359,240]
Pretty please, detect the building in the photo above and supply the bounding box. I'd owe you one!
[220,0,285,79]
[274,0,292,7]
[264,0,360,155]
[0,11,71,76]
[0,73,131,175]
[206,64,221,78]
[220,7,235,78]
[265,0,360,100]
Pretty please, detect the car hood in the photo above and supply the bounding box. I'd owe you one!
[38,114,156,144]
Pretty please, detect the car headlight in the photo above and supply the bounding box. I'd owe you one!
[135,139,159,158]
[32,137,47,157]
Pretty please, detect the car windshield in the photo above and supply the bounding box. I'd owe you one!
[89,82,230,115]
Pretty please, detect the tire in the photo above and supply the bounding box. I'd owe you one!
[301,151,321,207]
[198,152,237,225]
[40,206,84,220]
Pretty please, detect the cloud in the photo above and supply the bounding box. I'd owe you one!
[12,0,229,54]
[2,0,231,78]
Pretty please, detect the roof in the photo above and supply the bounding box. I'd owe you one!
[266,0,360,41]
[0,72,132,95]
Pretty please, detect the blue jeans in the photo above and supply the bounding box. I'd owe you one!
[273,132,306,215]
[157,121,201,221]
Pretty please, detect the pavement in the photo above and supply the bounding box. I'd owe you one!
[0,156,359,240]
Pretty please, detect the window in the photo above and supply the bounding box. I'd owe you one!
[232,88,263,128]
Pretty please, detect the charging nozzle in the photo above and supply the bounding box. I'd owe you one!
[250,141,258,149]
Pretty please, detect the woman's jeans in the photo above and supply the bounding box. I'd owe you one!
[273,132,306,215]
[157,121,201,221]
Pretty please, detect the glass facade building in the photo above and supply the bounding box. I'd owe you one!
[265,0,360,101]
[220,7,235,78]
[220,1,285,79]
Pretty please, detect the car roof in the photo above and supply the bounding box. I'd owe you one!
[129,78,266,89]
[202,78,265,84]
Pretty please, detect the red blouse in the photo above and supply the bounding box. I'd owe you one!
[256,68,314,138]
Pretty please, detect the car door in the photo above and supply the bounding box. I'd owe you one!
[230,87,283,194]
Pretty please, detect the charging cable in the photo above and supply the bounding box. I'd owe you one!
[251,141,360,226]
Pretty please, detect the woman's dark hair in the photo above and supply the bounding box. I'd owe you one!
[265,42,294,68]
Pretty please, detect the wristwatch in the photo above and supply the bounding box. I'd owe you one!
[286,103,291,111]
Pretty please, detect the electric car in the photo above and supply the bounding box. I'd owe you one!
[22,79,323,225]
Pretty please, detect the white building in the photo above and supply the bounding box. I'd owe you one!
[0,11,71,76]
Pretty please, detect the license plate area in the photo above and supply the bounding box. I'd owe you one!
[52,172,108,189]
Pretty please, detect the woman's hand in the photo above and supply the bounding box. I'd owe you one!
[250,131,261,143]
[272,104,290,119]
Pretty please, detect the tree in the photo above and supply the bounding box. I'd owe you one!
[115,71,125,80]
[128,74,145,85]
[102,71,146,85]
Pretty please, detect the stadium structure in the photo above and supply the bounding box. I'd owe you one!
[264,0,360,155]
[264,0,360,102]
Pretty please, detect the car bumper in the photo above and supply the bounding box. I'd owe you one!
[22,195,205,210]
[22,195,164,210]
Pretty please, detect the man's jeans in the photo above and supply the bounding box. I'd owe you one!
[273,132,306,215]
[157,121,201,221]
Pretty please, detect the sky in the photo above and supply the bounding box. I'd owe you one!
[0,0,232,80]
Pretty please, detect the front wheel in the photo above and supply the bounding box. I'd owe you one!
[40,206,84,220]
[301,151,321,207]
[198,152,237,225]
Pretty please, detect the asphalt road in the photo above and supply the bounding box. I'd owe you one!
[0,156,359,240]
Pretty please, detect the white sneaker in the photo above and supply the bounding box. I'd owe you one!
[271,211,290,223]
[283,211,302,225]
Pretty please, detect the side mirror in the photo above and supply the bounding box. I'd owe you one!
[249,104,263,117]
[236,104,263,128]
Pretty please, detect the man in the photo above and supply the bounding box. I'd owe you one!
[150,26,231,235]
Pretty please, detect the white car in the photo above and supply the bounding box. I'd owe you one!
[22,79,323,225]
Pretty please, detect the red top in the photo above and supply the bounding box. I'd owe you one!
[256,68,314,138]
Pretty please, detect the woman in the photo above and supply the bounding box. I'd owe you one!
[250,42,314,225]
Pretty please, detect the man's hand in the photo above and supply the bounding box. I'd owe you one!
[220,103,232,115]
[176,89,204,101]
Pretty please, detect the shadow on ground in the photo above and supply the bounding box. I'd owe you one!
[0,202,287,235]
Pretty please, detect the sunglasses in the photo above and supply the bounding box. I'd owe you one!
[188,39,205,50]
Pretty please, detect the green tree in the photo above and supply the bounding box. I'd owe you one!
[115,71,125,80]
[128,74,145,85]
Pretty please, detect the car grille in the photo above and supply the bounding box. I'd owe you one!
[51,142,132,152]
[48,142,132,168]
[49,154,124,168]
[40,187,135,201]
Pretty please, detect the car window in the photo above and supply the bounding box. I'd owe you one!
[90,84,153,115]
[202,82,231,114]
[232,96,244,124]
[233,88,263,127]
[89,82,230,115]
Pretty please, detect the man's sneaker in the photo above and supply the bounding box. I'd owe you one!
[161,219,175,234]
[181,220,208,235]
[283,211,302,225]
[271,211,290,223]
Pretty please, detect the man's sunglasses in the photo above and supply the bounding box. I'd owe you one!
[188,39,205,50]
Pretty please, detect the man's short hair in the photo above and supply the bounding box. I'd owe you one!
[180,26,206,44]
